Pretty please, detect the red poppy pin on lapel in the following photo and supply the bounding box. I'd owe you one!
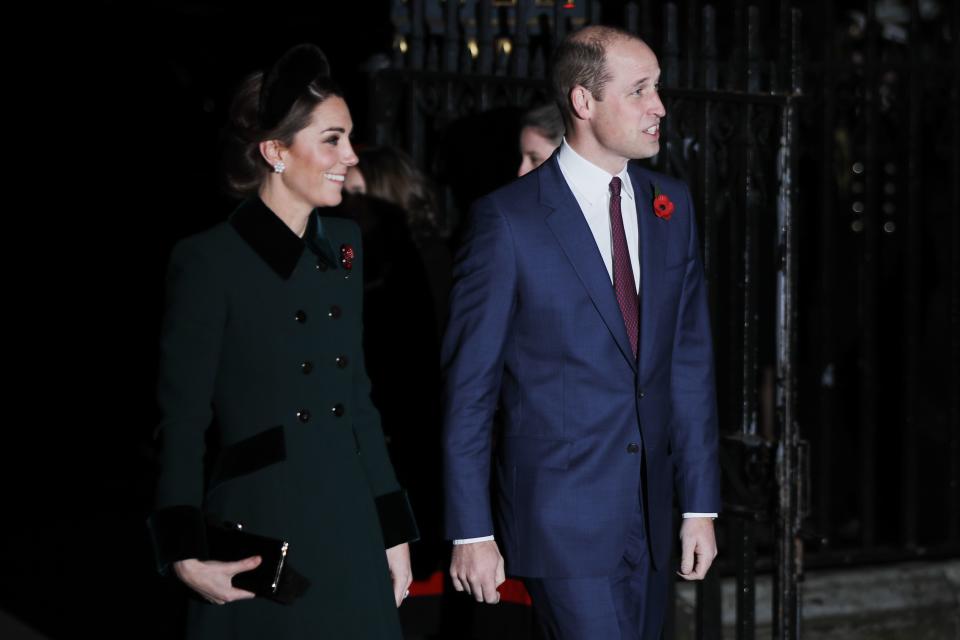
[340,244,355,270]
[652,184,675,220]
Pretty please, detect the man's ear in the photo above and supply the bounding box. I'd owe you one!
[569,85,593,121]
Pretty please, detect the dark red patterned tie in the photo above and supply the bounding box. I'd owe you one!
[609,177,639,358]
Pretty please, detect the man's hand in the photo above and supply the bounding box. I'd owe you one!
[386,543,413,607]
[450,540,506,604]
[677,517,717,580]
[173,556,260,604]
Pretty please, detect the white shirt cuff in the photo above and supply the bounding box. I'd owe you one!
[682,513,718,519]
[453,535,495,545]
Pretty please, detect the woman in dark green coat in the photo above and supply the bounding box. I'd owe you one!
[147,44,418,638]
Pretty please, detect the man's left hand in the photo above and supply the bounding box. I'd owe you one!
[677,517,717,580]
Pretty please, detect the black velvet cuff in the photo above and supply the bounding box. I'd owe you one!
[146,505,208,575]
[375,490,420,549]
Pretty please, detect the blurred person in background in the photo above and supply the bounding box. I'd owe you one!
[517,103,564,177]
[342,146,448,590]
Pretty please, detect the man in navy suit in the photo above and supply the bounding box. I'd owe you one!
[442,25,721,639]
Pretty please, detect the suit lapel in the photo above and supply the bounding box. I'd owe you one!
[541,156,637,373]
[631,164,669,378]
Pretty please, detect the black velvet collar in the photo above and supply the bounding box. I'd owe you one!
[229,197,337,280]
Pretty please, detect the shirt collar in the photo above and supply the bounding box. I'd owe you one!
[556,138,634,207]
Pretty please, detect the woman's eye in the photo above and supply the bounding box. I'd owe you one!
[324,136,340,146]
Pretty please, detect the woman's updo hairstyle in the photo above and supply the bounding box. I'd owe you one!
[222,44,343,197]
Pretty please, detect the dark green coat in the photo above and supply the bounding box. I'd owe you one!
[148,197,418,639]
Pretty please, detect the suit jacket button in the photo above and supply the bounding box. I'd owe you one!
[627,443,640,454]
[335,355,349,369]
[637,389,645,399]
[301,361,314,374]
[332,403,345,417]
[295,310,307,323]
[297,409,311,423]
[328,305,342,319]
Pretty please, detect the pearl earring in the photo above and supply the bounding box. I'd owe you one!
[273,161,286,174]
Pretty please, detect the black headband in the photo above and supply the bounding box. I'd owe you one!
[258,44,331,130]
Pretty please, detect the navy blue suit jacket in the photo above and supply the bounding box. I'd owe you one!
[442,154,721,578]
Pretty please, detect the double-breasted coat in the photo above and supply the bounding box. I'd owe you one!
[148,196,418,639]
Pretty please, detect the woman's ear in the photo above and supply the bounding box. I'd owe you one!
[259,139,284,167]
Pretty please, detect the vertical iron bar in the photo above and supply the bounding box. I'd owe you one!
[590,0,602,26]
[735,517,756,640]
[773,10,803,640]
[479,0,494,75]
[411,0,425,70]
[701,5,717,300]
[443,0,459,73]
[742,6,760,439]
[392,0,410,69]
[817,0,837,540]
[777,0,789,93]
[949,0,960,545]
[729,0,745,91]
[514,0,530,78]
[740,9,761,640]
[663,4,679,89]
[461,1,476,73]
[684,0,699,89]
[746,6,761,93]
[625,1,640,36]
[702,5,717,91]
[553,1,567,46]
[639,0,654,44]
[860,0,879,550]
[901,0,921,551]
[774,96,800,640]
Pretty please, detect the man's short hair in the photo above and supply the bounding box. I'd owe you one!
[551,26,643,128]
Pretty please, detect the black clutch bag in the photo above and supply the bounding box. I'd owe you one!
[205,519,310,605]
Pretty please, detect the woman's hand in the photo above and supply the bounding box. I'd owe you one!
[385,543,413,607]
[173,556,261,605]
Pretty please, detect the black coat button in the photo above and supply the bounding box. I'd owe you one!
[295,310,307,323]
[301,361,314,374]
[316,261,328,272]
[332,403,345,417]
[627,443,640,454]
[335,355,349,369]
[297,409,311,423]
[328,305,342,319]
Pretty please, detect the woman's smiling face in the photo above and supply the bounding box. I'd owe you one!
[278,95,358,209]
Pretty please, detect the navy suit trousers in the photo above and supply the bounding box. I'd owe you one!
[523,505,671,640]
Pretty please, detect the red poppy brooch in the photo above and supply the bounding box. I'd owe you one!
[340,244,355,270]
[652,184,675,220]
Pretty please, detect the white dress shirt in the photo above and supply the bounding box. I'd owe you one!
[454,142,714,545]
[556,139,641,292]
